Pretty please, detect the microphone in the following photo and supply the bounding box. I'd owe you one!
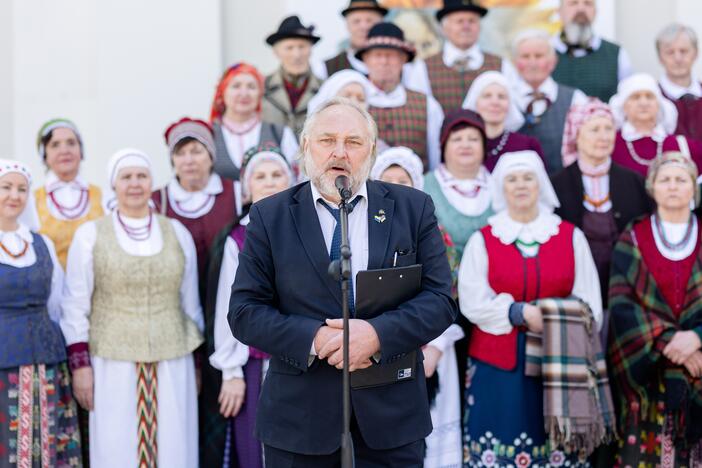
[335,175,352,201]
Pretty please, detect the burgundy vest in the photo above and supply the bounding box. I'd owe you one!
[152,179,237,277]
[469,222,575,370]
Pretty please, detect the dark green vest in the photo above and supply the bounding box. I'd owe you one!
[552,39,620,102]
[324,51,352,77]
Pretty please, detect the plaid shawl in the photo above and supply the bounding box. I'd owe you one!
[525,297,615,455]
[608,227,702,448]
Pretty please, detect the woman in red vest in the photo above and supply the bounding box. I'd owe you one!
[609,152,702,467]
[458,150,602,467]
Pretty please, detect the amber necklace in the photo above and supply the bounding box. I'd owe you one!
[0,238,29,258]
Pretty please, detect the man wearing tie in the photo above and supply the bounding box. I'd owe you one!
[512,29,587,173]
[228,97,456,467]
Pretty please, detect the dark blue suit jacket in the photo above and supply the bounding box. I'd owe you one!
[228,180,457,455]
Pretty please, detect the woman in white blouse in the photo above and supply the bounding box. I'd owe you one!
[28,118,104,269]
[458,150,601,467]
[61,149,204,468]
[210,62,299,182]
[207,145,294,468]
[0,159,81,466]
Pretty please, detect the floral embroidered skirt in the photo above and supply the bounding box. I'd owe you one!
[463,333,588,468]
[0,362,82,467]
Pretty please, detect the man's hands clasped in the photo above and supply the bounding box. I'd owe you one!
[313,319,380,371]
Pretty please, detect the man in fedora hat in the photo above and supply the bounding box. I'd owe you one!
[406,0,517,114]
[360,22,444,172]
[263,15,323,136]
[316,0,388,79]
[551,0,633,101]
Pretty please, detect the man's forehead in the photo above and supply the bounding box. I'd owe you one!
[312,106,369,136]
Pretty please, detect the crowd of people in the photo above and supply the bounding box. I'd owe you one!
[3,0,702,466]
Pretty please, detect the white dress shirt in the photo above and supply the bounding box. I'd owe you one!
[0,223,63,322]
[513,76,588,117]
[210,215,251,380]
[551,34,633,81]
[367,83,444,170]
[659,74,702,100]
[404,42,518,98]
[579,159,612,213]
[458,209,603,335]
[60,211,204,345]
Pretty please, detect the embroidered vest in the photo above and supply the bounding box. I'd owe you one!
[89,215,203,362]
[35,184,104,268]
[425,51,502,114]
[423,171,492,260]
[0,233,66,368]
[469,222,575,370]
[552,39,620,102]
[369,90,429,169]
[151,179,237,278]
[325,50,353,76]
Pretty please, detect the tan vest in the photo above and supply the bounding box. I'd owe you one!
[35,184,104,268]
[89,215,203,362]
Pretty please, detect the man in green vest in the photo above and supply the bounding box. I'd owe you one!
[551,0,633,102]
[316,0,387,80]
[405,0,516,114]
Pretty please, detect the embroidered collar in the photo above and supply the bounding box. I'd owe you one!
[621,122,667,143]
[168,173,223,203]
[659,74,702,100]
[367,83,406,108]
[45,171,88,191]
[0,223,34,244]
[488,208,561,246]
[436,164,490,192]
[578,158,611,178]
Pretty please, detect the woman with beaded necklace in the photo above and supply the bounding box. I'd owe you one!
[30,118,104,269]
[61,149,203,467]
[610,73,702,177]
[462,71,544,172]
[0,159,82,467]
[609,152,702,467]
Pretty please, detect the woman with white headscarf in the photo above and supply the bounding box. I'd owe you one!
[458,151,604,467]
[61,149,203,468]
[204,144,294,468]
[463,71,544,172]
[371,146,464,468]
[307,69,374,113]
[610,72,702,176]
[0,159,82,466]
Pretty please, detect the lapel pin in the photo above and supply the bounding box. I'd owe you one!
[374,209,386,223]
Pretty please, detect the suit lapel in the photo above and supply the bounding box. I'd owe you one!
[290,183,342,307]
[366,181,394,271]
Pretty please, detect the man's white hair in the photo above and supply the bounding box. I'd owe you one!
[511,28,556,58]
[656,23,698,54]
[297,96,378,177]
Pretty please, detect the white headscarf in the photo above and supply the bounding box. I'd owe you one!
[490,150,560,213]
[104,148,153,211]
[370,146,425,191]
[240,150,294,200]
[462,71,525,132]
[609,73,678,134]
[307,69,374,114]
[0,158,39,230]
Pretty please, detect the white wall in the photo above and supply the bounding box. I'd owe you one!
[11,0,222,189]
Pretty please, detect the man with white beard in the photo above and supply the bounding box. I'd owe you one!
[551,0,633,101]
[228,97,456,467]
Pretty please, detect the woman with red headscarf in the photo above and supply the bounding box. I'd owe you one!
[210,63,299,192]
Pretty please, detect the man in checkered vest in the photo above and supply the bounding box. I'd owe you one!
[406,0,517,115]
[358,22,444,172]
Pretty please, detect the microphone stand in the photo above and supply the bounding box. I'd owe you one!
[328,190,354,468]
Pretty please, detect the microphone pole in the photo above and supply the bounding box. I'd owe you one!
[329,175,354,468]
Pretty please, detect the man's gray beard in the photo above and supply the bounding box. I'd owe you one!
[563,20,593,48]
[306,152,372,201]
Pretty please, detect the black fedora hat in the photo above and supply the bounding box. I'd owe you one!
[354,22,416,62]
[266,15,321,46]
[341,0,388,17]
[436,0,488,22]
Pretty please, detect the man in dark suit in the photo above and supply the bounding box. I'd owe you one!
[229,96,456,467]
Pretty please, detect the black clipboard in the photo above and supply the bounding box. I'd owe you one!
[350,264,422,389]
